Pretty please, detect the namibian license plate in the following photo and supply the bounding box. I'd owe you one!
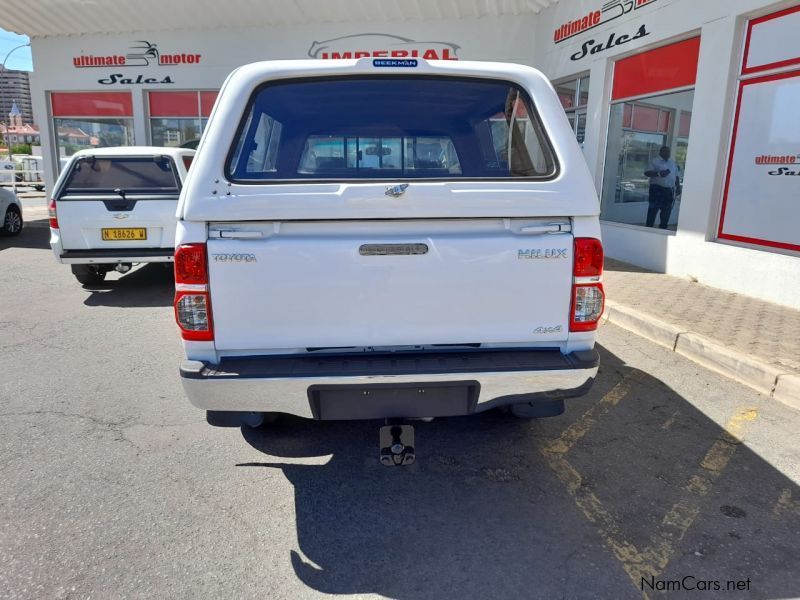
[102,228,147,241]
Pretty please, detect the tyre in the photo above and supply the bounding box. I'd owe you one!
[1,206,22,236]
[71,264,107,285]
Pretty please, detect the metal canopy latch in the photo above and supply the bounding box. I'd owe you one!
[212,230,264,239]
[385,183,409,198]
[518,223,572,235]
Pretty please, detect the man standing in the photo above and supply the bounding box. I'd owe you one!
[644,146,680,229]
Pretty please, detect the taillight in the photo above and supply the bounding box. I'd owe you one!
[48,199,59,229]
[175,243,208,285]
[570,238,604,332]
[174,243,213,341]
[570,284,605,332]
[174,291,213,341]
[573,237,603,277]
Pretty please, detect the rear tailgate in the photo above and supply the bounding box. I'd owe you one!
[180,63,602,353]
[207,216,574,350]
[56,155,181,250]
[57,194,178,250]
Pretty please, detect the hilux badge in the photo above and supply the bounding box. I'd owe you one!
[518,248,568,259]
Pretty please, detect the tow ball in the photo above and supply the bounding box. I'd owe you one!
[379,423,415,466]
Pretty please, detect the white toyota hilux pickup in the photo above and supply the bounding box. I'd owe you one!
[50,147,194,285]
[176,58,604,446]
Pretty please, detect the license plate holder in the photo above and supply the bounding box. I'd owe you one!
[102,228,147,241]
[308,381,479,420]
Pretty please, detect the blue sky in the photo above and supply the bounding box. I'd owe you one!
[0,28,32,71]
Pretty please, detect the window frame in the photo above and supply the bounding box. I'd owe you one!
[58,155,183,197]
[146,90,218,148]
[223,75,560,185]
[554,74,590,142]
[600,88,695,227]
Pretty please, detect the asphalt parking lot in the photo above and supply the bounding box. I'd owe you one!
[2,219,799,599]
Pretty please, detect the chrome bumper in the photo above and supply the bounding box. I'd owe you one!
[180,348,599,420]
[59,248,173,264]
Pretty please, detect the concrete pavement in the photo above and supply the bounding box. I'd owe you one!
[603,259,800,410]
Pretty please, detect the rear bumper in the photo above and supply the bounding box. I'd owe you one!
[58,248,174,264]
[180,348,599,420]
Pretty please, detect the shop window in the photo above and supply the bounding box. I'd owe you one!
[554,75,589,147]
[600,38,700,231]
[51,92,134,165]
[718,6,800,253]
[148,91,218,148]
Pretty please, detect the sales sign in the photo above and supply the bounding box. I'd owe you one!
[719,6,800,253]
[719,70,800,252]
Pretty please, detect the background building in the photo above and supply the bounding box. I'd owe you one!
[0,65,33,124]
[0,0,798,309]
[2,101,40,146]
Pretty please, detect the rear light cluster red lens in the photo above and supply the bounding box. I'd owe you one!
[175,243,208,285]
[48,199,59,229]
[174,243,213,341]
[573,237,604,277]
[570,238,605,332]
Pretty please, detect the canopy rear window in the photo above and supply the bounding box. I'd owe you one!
[61,156,180,194]
[227,76,557,181]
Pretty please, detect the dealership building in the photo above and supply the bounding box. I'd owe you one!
[2,0,799,308]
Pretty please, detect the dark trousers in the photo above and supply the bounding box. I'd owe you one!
[646,185,674,229]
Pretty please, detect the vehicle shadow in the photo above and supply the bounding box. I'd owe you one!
[605,257,652,273]
[0,218,51,252]
[83,263,174,308]
[237,345,800,599]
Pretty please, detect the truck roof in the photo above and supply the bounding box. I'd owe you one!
[68,146,195,159]
[181,58,600,221]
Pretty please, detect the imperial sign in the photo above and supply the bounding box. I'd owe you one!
[308,34,459,60]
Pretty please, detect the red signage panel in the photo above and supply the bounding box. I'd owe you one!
[612,37,700,101]
[149,91,199,117]
[200,91,218,118]
[51,92,133,117]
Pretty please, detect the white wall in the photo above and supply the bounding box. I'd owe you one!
[28,15,537,192]
[533,0,800,308]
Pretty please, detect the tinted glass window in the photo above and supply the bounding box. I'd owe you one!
[227,77,556,181]
[62,156,180,194]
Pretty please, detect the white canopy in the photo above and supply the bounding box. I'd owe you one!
[1,0,561,38]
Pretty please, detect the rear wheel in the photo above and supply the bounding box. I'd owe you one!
[1,206,22,236]
[71,264,107,285]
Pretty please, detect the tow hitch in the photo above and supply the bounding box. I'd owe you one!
[380,423,415,466]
